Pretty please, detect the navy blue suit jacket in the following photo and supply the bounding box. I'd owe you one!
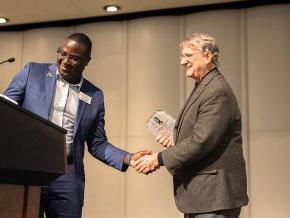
[4,62,128,204]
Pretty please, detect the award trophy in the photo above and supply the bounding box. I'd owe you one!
[145,110,175,139]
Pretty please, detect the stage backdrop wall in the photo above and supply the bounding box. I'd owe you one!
[0,4,289,218]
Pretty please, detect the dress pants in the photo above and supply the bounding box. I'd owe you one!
[184,208,241,218]
[39,164,82,218]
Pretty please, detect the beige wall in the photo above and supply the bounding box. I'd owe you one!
[246,5,290,218]
[0,4,289,218]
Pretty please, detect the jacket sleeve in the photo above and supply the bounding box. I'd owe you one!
[161,87,234,175]
[85,92,129,172]
[3,63,31,105]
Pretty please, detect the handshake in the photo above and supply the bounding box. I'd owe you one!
[127,133,174,175]
[127,110,175,175]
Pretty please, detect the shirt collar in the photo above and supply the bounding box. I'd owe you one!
[56,68,83,91]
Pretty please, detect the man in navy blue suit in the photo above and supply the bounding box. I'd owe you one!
[4,33,149,218]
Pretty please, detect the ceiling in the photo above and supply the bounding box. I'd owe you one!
[0,0,244,26]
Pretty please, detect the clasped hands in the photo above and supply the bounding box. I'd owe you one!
[130,150,159,175]
[129,132,174,175]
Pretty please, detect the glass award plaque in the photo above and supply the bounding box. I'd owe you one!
[145,110,175,138]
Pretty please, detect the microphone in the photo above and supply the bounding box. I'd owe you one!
[0,57,15,65]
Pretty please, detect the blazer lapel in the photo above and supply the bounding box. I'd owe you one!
[173,85,196,144]
[175,69,220,140]
[44,64,57,119]
[174,84,196,129]
[73,79,91,136]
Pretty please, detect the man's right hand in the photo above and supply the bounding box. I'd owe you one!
[130,150,152,166]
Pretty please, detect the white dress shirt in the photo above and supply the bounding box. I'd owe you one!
[49,70,83,158]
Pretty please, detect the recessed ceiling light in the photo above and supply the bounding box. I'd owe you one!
[103,5,121,13]
[0,17,9,24]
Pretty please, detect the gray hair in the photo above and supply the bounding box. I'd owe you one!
[181,33,220,67]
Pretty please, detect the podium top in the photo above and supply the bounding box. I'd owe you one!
[0,96,66,134]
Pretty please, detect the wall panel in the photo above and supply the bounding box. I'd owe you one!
[247,4,290,218]
[127,16,181,137]
[22,27,72,64]
[249,131,290,218]
[247,5,290,131]
[0,32,22,91]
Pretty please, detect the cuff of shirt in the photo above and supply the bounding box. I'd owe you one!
[122,152,132,171]
[157,152,164,166]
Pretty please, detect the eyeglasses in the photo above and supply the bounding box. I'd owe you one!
[180,51,203,60]
[57,47,84,64]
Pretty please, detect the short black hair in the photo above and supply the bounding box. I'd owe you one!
[66,32,92,56]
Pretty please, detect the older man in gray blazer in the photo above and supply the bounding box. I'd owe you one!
[134,33,249,218]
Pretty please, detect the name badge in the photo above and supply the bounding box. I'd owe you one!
[79,92,92,104]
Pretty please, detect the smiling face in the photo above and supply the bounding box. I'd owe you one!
[180,43,206,81]
[57,39,91,84]
[180,42,214,82]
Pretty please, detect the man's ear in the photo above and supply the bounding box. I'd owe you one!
[86,56,91,66]
[205,51,213,64]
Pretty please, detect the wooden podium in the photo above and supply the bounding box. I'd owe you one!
[0,97,67,218]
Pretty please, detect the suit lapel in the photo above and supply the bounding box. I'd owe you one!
[173,85,196,144]
[73,79,91,136]
[45,64,57,119]
[174,84,196,129]
[175,69,220,141]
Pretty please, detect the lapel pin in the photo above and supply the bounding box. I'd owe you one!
[46,72,53,77]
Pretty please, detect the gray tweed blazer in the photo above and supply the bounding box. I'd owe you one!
[161,68,249,214]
